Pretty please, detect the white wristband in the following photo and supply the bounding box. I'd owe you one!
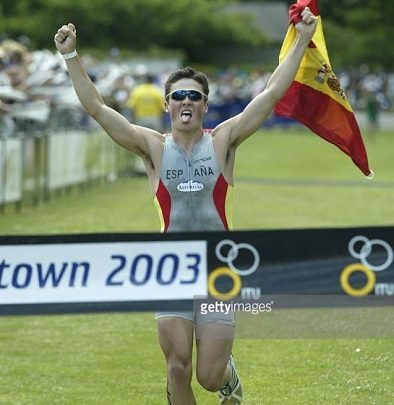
[62,50,77,60]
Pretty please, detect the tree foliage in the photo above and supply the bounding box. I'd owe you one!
[0,0,266,61]
[320,0,394,69]
[1,0,393,67]
[238,0,393,69]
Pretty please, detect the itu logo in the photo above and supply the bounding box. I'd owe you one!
[340,236,394,296]
[208,240,260,300]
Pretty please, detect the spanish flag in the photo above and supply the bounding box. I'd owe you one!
[274,0,372,177]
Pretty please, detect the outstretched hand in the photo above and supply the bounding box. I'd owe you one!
[295,7,318,40]
[54,23,77,55]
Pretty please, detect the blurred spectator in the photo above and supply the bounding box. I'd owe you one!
[126,72,164,173]
[0,99,15,137]
[365,90,380,134]
[1,35,394,140]
[0,39,30,90]
[127,72,164,131]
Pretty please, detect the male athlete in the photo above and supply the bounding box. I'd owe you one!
[54,8,317,404]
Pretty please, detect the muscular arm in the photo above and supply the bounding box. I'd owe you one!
[54,24,162,158]
[214,7,317,149]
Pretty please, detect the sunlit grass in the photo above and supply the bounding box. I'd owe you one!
[0,129,393,404]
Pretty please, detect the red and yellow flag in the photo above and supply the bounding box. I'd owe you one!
[274,0,372,177]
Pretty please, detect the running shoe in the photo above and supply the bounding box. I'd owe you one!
[218,353,243,404]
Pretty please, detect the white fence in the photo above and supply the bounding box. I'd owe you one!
[0,129,133,209]
[0,138,23,204]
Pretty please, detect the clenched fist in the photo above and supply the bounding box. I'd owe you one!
[54,23,77,55]
[295,7,318,40]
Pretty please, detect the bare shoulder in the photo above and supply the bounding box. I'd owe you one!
[211,120,236,168]
[140,127,165,159]
[211,115,238,148]
[133,126,165,151]
[144,127,166,144]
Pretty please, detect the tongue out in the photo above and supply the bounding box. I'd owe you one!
[181,113,191,123]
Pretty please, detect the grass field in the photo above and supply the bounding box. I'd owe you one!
[0,129,393,404]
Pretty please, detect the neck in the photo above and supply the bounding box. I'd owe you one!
[172,128,204,154]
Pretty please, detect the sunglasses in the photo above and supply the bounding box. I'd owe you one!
[166,89,207,102]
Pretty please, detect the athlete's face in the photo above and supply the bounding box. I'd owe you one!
[165,78,208,132]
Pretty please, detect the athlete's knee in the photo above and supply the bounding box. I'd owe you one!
[167,357,193,387]
[196,366,225,392]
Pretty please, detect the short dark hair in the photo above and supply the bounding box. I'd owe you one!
[145,74,155,84]
[165,67,209,98]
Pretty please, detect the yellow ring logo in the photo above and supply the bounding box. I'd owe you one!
[341,236,393,296]
[209,240,261,301]
[340,264,376,297]
[208,266,242,301]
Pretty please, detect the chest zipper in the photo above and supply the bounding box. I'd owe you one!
[186,158,195,217]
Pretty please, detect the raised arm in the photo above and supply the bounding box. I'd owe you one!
[53,24,162,158]
[215,7,318,148]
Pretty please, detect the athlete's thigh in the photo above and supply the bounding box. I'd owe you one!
[195,323,234,378]
[157,316,194,361]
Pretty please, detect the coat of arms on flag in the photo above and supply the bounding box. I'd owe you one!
[274,0,373,177]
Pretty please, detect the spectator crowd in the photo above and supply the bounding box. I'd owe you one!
[1,37,393,137]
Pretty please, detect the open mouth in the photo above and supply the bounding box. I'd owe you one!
[181,111,192,123]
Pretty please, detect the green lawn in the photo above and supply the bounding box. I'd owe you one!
[0,129,393,404]
[0,313,392,405]
[1,129,393,233]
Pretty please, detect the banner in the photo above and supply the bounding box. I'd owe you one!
[0,226,393,316]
